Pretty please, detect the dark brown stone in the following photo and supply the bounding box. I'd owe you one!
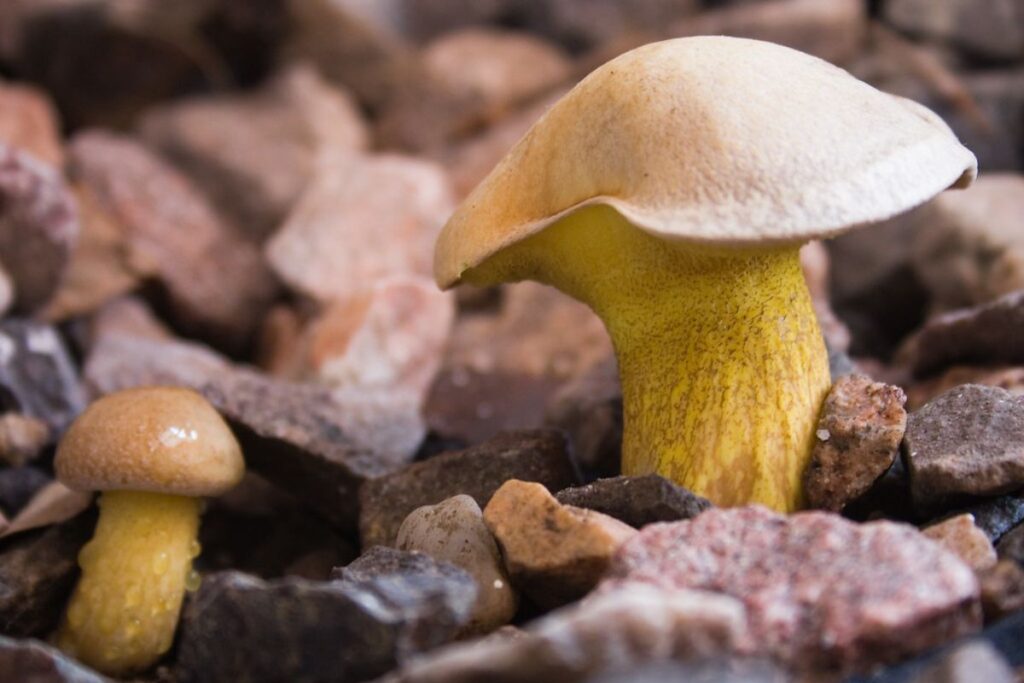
[978,560,1024,623]
[904,385,1024,511]
[0,635,110,682]
[604,506,982,675]
[885,0,1024,61]
[358,430,577,548]
[0,414,50,468]
[998,523,1024,565]
[804,374,907,511]
[956,493,1024,543]
[555,475,710,529]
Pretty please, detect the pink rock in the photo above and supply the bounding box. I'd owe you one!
[0,80,63,167]
[604,506,981,674]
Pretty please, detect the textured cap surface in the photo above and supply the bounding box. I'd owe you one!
[435,36,977,287]
[55,387,244,496]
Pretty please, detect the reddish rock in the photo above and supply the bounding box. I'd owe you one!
[68,131,276,349]
[266,154,453,305]
[0,144,79,313]
[923,514,999,572]
[904,385,1024,510]
[139,63,369,240]
[978,560,1024,622]
[484,480,636,607]
[0,80,63,167]
[803,374,907,512]
[359,430,577,548]
[604,506,981,674]
[555,475,710,529]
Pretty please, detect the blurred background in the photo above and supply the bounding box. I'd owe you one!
[0,0,1021,469]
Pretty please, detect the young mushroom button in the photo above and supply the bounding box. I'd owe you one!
[54,387,244,677]
[433,36,976,512]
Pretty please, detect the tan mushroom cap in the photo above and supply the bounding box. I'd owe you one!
[56,387,244,497]
[435,36,977,288]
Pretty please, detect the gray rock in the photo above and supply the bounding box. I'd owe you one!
[0,466,50,518]
[0,511,94,637]
[906,640,1015,683]
[997,522,1024,565]
[0,635,110,682]
[803,375,907,512]
[957,493,1024,542]
[359,430,577,547]
[555,475,710,529]
[904,385,1024,510]
[886,0,1024,61]
[177,551,475,683]
[604,506,981,675]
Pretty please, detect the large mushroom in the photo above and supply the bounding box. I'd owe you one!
[434,37,976,512]
[54,387,244,676]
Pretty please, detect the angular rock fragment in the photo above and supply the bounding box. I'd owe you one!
[923,514,998,572]
[359,430,576,548]
[958,493,1024,543]
[0,635,110,683]
[140,63,369,240]
[545,356,623,479]
[376,584,749,683]
[908,365,1024,410]
[904,385,1024,510]
[177,552,474,683]
[0,413,50,468]
[604,507,981,674]
[803,374,907,511]
[484,480,635,607]
[998,522,1024,565]
[555,475,710,529]
[906,640,1016,683]
[68,131,276,348]
[0,144,79,313]
[0,319,86,436]
[396,495,517,634]
[0,467,50,518]
[978,560,1024,622]
[266,154,453,305]
[0,80,63,167]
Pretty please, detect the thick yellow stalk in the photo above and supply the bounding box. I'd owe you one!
[467,205,830,511]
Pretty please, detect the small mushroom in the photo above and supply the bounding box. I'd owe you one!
[434,37,976,512]
[53,387,244,676]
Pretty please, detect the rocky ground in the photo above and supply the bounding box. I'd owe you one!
[1,0,1024,681]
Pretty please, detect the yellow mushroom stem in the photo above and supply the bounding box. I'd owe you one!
[466,205,831,511]
[57,490,202,676]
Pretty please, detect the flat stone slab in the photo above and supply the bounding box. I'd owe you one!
[555,474,710,529]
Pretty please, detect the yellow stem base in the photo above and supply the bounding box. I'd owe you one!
[467,205,831,511]
[56,491,201,676]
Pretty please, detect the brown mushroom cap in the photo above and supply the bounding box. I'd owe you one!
[435,36,977,288]
[55,387,244,497]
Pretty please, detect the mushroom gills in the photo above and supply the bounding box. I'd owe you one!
[465,204,830,511]
[57,490,202,676]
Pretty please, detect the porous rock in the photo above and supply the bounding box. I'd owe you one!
[555,475,710,529]
[804,374,907,511]
[604,506,981,674]
[359,430,576,548]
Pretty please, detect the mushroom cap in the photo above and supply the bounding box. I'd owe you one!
[434,36,977,288]
[55,387,244,497]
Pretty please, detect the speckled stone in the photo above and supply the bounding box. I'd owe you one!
[803,374,907,511]
[603,506,981,675]
[923,514,998,572]
[555,475,710,529]
[904,385,1024,511]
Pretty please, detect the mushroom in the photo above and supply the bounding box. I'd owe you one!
[434,37,976,512]
[54,387,244,676]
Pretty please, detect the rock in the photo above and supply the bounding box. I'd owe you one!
[0,80,63,167]
[604,506,981,674]
[139,63,369,241]
[396,495,518,635]
[997,522,1024,565]
[521,0,700,49]
[426,283,613,444]
[911,175,1024,314]
[885,0,1024,62]
[0,414,50,468]
[267,154,452,305]
[803,374,907,512]
[375,583,749,683]
[923,514,998,572]
[0,266,10,316]
[359,430,577,548]
[903,385,1024,511]
[483,480,636,608]
[959,493,1024,543]
[906,640,1016,683]
[0,319,86,436]
[401,0,511,42]
[0,511,94,637]
[176,554,475,683]
[0,143,79,314]
[908,366,1024,410]
[586,659,789,683]
[68,131,276,349]
[0,467,50,518]
[801,240,851,353]
[978,560,1024,623]
[555,475,711,529]
[545,356,623,479]
[84,329,413,533]
[0,635,110,682]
